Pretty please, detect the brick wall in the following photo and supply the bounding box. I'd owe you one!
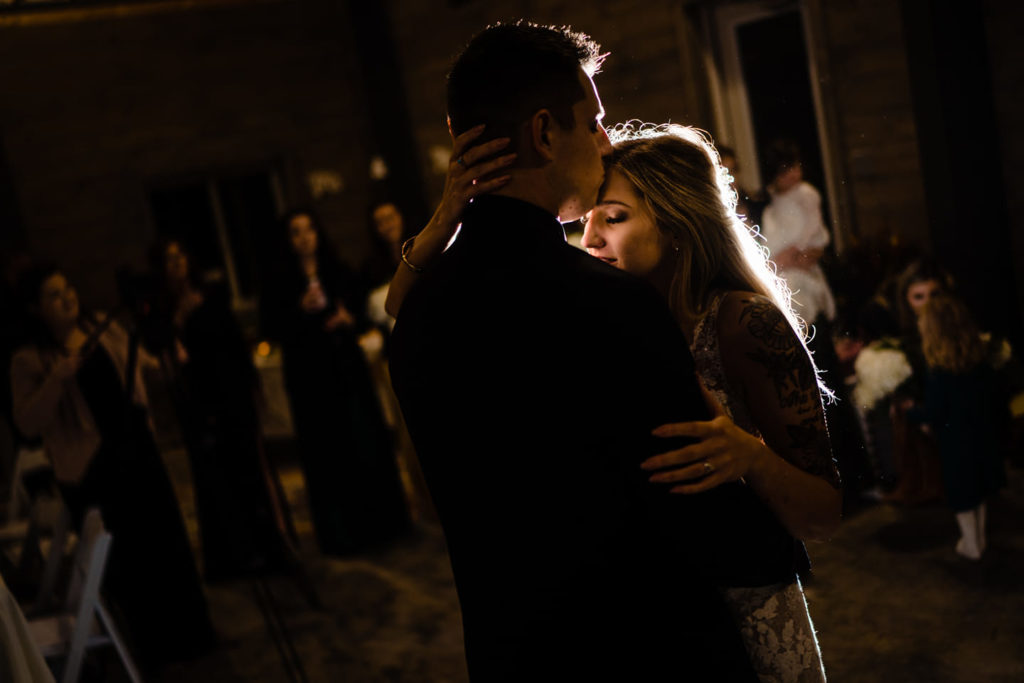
[0,0,374,307]
[813,0,929,248]
[385,0,712,206]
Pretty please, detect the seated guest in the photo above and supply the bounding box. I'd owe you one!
[10,263,215,670]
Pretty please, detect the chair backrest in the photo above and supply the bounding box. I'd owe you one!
[64,509,109,614]
[59,508,117,683]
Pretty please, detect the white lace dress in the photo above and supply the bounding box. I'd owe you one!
[690,292,828,683]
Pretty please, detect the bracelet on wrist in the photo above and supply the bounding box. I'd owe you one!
[401,236,424,273]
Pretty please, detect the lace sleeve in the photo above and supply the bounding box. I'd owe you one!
[718,292,841,489]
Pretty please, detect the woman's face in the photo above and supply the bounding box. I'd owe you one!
[372,203,404,246]
[906,278,942,317]
[164,242,189,283]
[582,169,671,282]
[38,272,79,333]
[288,214,318,258]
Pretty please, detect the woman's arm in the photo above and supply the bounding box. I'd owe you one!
[643,293,841,541]
[384,125,514,318]
[10,349,80,437]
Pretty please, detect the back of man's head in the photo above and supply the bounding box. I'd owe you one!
[447,21,604,147]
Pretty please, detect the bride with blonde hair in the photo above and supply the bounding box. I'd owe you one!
[389,122,842,681]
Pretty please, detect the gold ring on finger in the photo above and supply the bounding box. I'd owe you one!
[702,460,714,474]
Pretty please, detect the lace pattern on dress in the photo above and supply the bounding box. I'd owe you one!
[691,291,827,682]
[724,581,827,683]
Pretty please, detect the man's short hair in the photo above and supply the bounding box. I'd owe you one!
[447,21,604,145]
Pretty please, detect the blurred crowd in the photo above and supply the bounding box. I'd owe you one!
[0,197,424,674]
[0,136,1021,675]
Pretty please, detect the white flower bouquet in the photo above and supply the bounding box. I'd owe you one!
[853,339,913,411]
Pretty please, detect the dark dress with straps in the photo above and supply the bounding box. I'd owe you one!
[62,345,214,669]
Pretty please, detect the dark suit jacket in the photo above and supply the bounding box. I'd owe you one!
[390,196,758,681]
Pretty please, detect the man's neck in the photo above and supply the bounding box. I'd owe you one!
[488,171,560,219]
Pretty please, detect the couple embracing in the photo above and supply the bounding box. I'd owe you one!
[387,21,841,682]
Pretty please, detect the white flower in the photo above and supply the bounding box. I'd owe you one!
[853,343,913,410]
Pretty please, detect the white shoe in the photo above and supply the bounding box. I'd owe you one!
[955,510,983,560]
[955,536,982,560]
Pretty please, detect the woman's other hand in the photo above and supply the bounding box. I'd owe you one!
[324,304,355,331]
[641,382,768,494]
[301,282,328,313]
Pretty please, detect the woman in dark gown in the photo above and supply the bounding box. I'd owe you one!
[147,238,294,581]
[260,209,409,556]
[10,264,214,671]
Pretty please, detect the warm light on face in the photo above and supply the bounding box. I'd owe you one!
[288,214,318,257]
[907,279,942,317]
[581,170,668,279]
[39,272,79,331]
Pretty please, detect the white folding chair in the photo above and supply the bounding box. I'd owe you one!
[27,509,142,683]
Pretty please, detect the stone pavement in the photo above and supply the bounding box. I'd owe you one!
[142,446,1023,683]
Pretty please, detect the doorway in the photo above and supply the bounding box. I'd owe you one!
[708,0,840,247]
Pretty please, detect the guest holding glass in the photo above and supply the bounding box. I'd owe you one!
[260,210,409,556]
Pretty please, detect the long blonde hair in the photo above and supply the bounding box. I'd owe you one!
[918,294,985,373]
[606,122,831,396]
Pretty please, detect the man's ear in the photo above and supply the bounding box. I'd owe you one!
[529,110,556,162]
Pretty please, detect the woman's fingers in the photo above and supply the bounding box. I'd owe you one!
[471,153,516,180]
[647,461,713,484]
[467,174,511,196]
[450,124,487,159]
[651,420,717,439]
[460,137,512,168]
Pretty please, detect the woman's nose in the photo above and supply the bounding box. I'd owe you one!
[581,223,604,250]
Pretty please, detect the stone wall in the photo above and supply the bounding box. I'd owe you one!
[0,0,373,307]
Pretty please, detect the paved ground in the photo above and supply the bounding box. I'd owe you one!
[129,442,1024,683]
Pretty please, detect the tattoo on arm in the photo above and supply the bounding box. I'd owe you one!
[739,296,841,488]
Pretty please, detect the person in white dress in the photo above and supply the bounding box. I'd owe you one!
[759,140,836,329]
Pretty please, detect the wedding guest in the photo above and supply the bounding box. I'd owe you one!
[10,263,214,670]
[906,294,1006,559]
[880,259,953,504]
[359,200,435,522]
[147,237,294,581]
[260,210,409,555]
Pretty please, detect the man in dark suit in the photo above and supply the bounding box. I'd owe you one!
[389,22,756,681]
